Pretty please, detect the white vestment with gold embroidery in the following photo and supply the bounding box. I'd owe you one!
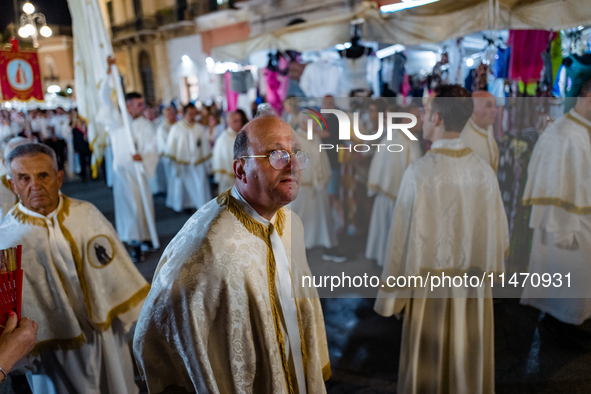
[134,188,331,394]
[521,109,591,324]
[165,120,211,212]
[211,127,237,194]
[374,138,509,394]
[365,132,422,266]
[0,195,150,394]
[97,75,159,243]
[290,128,336,249]
[461,118,499,172]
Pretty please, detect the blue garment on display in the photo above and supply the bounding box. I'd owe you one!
[493,47,511,78]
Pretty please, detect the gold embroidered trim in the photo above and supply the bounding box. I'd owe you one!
[12,206,46,227]
[429,147,473,158]
[367,183,397,202]
[217,190,298,393]
[94,284,151,331]
[522,197,591,215]
[322,362,332,382]
[31,333,86,356]
[167,153,212,166]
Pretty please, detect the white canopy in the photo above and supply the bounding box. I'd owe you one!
[211,0,591,61]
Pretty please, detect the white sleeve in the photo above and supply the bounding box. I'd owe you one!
[97,74,122,130]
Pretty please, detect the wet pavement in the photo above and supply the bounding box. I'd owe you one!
[60,178,591,393]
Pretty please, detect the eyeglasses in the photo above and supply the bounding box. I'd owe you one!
[241,149,309,170]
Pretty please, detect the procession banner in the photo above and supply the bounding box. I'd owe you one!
[0,50,44,102]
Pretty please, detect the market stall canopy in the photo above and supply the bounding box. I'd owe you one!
[210,0,591,61]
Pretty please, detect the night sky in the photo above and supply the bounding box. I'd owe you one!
[1,0,72,32]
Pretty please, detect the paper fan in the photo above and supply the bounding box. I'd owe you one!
[0,245,23,335]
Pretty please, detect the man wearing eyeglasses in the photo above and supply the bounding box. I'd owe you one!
[134,115,331,394]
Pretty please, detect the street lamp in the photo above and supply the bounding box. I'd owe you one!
[18,2,52,48]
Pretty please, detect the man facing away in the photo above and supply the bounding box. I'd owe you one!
[374,85,509,394]
[460,90,500,172]
[0,143,149,393]
[134,116,330,393]
[98,56,159,262]
[521,75,591,340]
[365,104,423,267]
[212,109,248,194]
[165,103,212,212]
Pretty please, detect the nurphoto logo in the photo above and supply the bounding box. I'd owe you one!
[304,108,418,153]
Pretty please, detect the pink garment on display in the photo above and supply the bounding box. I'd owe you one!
[264,68,283,115]
[508,30,556,84]
[224,72,238,111]
[278,55,289,104]
[401,73,411,97]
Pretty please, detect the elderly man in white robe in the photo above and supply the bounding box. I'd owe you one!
[521,76,591,340]
[290,112,341,258]
[365,104,423,267]
[149,106,176,196]
[460,91,499,173]
[212,109,248,194]
[98,56,159,262]
[165,103,211,212]
[1,142,150,393]
[375,85,509,394]
[134,115,330,394]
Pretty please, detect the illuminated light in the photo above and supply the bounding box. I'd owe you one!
[429,59,436,67]
[47,85,61,93]
[40,25,52,37]
[206,57,214,65]
[23,2,35,14]
[466,58,474,67]
[380,0,439,13]
[24,24,36,37]
[182,55,191,63]
[18,26,30,38]
[344,42,352,49]
[376,44,406,59]
[5,102,11,108]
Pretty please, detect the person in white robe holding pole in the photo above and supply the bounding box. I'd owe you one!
[1,143,150,394]
[212,109,248,194]
[375,85,509,394]
[165,103,211,212]
[365,103,423,267]
[460,91,499,173]
[134,115,330,394]
[98,56,159,262]
[521,75,591,341]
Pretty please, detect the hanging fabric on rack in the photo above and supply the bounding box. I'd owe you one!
[224,72,238,112]
[300,55,345,97]
[508,30,556,84]
[493,47,511,79]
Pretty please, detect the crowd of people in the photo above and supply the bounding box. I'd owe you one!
[0,51,589,394]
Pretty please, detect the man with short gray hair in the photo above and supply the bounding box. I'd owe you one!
[0,142,149,393]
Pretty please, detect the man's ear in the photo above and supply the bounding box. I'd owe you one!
[8,178,16,194]
[433,112,442,127]
[57,170,64,189]
[233,158,247,183]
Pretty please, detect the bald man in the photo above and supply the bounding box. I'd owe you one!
[134,116,331,394]
[461,91,500,172]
